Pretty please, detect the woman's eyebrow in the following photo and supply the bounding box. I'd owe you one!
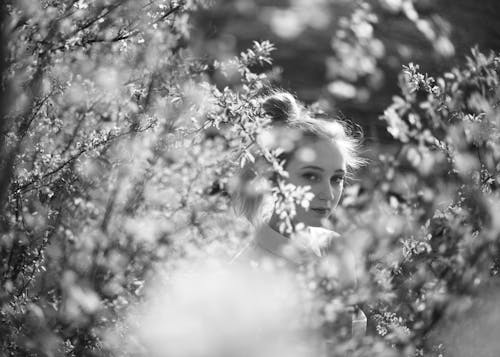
[300,165,345,174]
[300,165,323,171]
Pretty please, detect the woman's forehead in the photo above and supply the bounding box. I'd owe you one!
[289,139,346,172]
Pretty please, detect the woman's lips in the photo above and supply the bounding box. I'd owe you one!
[311,208,331,216]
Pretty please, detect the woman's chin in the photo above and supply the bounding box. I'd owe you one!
[300,217,329,229]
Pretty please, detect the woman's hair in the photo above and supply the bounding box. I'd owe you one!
[233,90,365,224]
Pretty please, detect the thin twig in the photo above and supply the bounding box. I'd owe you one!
[15,126,153,195]
[153,5,182,25]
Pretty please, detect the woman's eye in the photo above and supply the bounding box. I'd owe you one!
[331,176,345,185]
[303,173,319,182]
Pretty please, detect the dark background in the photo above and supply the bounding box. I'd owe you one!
[191,0,500,144]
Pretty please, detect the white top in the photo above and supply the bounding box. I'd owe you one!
[233,224,367,338]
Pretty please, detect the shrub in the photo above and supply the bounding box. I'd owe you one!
[1,1,499,356]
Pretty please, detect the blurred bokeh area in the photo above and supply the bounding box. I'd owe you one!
[191,0,500,144]
[1,1,499,356]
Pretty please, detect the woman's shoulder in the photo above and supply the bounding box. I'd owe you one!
[231,240,298,270]
[230,241,258,266]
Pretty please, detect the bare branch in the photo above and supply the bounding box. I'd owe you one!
[18,91,54,140]
[101,179,120,233]
[71,1,125,36]
[153,5,182,25]
[15,124,155,195]
[84,30,140,44]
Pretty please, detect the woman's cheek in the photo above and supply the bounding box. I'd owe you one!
[337,187,344,202]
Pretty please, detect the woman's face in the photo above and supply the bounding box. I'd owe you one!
[282,137,346,228]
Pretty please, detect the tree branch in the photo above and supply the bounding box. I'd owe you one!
[72,1,124,36]
[14,125,155,195]
[153,5,182,25]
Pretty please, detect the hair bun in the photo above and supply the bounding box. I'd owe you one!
[262,92,300,123]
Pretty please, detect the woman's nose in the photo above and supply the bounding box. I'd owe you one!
[317,183,334,202]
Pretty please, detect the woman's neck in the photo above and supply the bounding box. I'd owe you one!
[254,223,324,266]
[267,214,296,239]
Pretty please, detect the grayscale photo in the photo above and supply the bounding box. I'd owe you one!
[1,1,499,356]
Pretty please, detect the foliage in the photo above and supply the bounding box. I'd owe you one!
[189,0,500,142]
[0,0,239,355]
[1,1,499,357]
[367,47,500,355]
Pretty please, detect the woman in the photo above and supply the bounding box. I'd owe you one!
[232,91,367,340]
